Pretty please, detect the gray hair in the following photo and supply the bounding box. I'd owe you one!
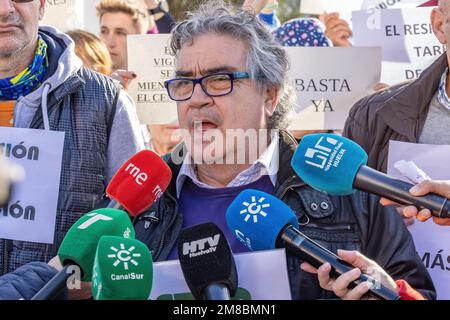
[170,0,295,130]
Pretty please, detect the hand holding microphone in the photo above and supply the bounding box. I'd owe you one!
[226,189,400,300]
[291,133,450,219]
[31,208,135,300]
[300,249,400,300]
[380,180,450,226]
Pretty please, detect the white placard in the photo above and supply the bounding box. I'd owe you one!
[286,47,381,130]
[41,0,84,31]
[128,34,178,125]
[387,140,450,300]
[150,249,292,300]
[352,7,443,85]
[0,127,65,244]
[300,0,431,16]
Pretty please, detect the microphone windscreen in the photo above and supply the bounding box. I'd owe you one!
[226,189,299,251]
[92,236,153,300]
[57,208,135,281]
[177,222,238,300]
[106,150,172,216]
[292,133,368,195]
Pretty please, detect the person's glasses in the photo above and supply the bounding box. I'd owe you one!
[11,0,35,3]
[164,72,250,102]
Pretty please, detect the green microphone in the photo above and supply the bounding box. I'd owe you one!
[31,208,135,300]
[92,236,153,300]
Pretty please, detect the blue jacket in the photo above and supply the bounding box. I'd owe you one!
[0,262,66,300]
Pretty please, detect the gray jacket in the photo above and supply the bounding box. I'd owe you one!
[0,26,144,274]
[135,130,435,300]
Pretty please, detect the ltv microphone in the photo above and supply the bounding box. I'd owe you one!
[106,150,172,216]
[31,208,135,300]
[92,236,153,300]
[178,222,238,300]
[291,133,450,218]
[226,189,400,300]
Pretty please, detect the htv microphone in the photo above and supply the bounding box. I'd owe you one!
[226,189,400,300]
[291,133,450,218]
[92,236,153,300]
[31,208,135,300]
[177,222,238,300]
[106,150,172,216]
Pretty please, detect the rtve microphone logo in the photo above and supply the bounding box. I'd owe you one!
[183,234,220,258]
[125,162,148,185]
[304,136,345,171]
[240,195,270,223]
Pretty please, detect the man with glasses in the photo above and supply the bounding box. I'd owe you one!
[134,1,435,300]
[0,0,144,280]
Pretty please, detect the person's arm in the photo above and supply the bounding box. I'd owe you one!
[0,262,65,300]
[321,12,353,47]
[301,250,426,300]
[144,0,175,33]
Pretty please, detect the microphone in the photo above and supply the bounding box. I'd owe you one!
[177,222,238,300]
[106,150,172,216]
[31,208,135,300]
[226,189,400,300]
[92,236,153,300]
[291,133,450,218]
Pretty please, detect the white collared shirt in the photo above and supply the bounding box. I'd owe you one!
[176,131,279,197]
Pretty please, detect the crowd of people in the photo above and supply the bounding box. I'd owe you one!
[0,0,449,301]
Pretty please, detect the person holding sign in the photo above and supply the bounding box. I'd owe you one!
[134,1,435,300]
[344,0,450,170]
[343,0,450,221]
[0,0,144,274]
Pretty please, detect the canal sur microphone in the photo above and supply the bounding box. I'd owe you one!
[178,222,238,300]
[291,133,450,219]
[226,189,400,300]
[31,208,135,300]
[92,236,153,300]
[106,150,172,216]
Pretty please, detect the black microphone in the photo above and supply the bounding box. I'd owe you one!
[292,133,450,218]
[177,222,238,300]
[226,189,401,300]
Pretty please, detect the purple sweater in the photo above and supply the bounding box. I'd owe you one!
[167,175,275,260]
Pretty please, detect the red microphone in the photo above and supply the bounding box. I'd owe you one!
[106,150,172,216]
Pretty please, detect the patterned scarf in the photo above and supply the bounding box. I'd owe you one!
[0,35,49,100]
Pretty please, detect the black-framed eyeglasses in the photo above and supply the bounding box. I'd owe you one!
[164,72,250,102]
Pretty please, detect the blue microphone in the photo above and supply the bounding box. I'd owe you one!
[226,189,400,300]
[292,133,450,218]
